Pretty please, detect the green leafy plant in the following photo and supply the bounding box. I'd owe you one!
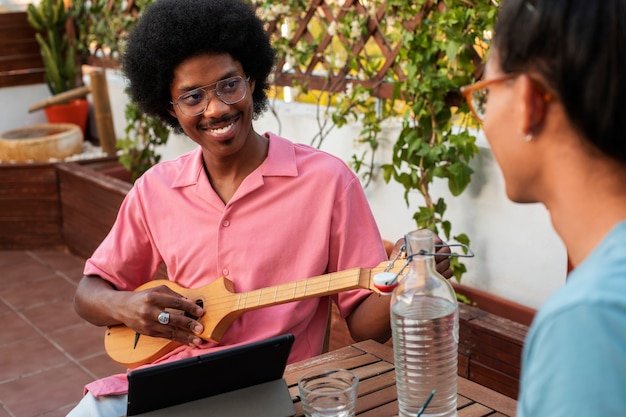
[26,0,78,95]
[117,101,170,182]
[71,0,143,63]
[381,3,497,280]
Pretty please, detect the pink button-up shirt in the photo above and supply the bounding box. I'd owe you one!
[83,133,386,396]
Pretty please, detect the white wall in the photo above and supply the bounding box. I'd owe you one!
[0,84,49,132]
[0,0,31,12]
[0,73,567,310]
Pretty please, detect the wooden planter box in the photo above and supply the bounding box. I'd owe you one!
[56,160,131,259]
[0,157,130,254]
[456,297,530,399]
[0,162,63,249]
[453,283,534,399]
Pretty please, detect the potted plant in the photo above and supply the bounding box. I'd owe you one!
[26,0,89,137]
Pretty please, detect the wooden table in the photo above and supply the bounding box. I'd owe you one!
[283,339,517,417]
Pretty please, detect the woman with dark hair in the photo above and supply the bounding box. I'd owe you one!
[461,0,626,415]
[68,0,453,414]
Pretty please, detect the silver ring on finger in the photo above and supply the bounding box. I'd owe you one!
[158,311,170,325]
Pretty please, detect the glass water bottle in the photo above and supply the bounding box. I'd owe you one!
[391,229,459,417]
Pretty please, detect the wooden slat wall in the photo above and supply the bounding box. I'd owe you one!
[0,163,63,248]
[56,161,131,259]
[0,158,130,250]
[0,12,45,88]
[458,303,528,399]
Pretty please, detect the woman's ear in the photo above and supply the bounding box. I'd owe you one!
[518,74,549,136]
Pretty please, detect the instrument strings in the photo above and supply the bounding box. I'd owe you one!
[188,267,382,312]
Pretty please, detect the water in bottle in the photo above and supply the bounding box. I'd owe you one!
[390,229,459,417]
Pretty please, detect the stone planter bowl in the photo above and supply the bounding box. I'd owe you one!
[0,123,83,163]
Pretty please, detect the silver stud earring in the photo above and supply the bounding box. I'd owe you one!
[518,129,533,142]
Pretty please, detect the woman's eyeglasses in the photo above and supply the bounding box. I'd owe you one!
[460,73,552,123]
[171,75,249,117]
[460,74,518,122]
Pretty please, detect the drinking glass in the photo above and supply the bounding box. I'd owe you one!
[298,368,358,417]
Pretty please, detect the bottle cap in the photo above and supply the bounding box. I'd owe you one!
[373,272,399,294]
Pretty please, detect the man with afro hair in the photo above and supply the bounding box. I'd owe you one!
[69,0,452,414]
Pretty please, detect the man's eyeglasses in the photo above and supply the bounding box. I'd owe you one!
[460,73,552,123]
[171,75,249,117]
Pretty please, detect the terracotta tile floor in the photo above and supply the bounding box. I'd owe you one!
[0,250,126,417]
[0,249,361,417]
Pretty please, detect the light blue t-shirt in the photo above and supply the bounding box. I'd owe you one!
[517,221,626,417]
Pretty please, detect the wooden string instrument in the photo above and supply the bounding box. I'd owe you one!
[104,261,402,368]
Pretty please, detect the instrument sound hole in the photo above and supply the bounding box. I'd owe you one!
[185,299,204,320]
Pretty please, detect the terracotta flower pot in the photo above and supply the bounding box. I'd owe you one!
[44,98,90,138]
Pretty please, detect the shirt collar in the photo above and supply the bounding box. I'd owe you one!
[260,132,298,177]
[170,132,298,188]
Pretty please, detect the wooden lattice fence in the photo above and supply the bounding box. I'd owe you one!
[264,0,441,99]
[5,0,485,103]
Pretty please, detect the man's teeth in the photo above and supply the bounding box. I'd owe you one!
[209,122,234,134]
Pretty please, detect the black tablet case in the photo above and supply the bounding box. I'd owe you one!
[126,333,295,416]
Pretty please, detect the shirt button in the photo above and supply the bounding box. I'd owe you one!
[222,220,230,227]
[222,268,229,276]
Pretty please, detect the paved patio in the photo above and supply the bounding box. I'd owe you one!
[0,250,125,417]
[0,249,358,416]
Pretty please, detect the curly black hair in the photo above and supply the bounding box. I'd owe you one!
[122,0,276,132]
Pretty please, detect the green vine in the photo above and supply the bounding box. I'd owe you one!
[383,2,497,279]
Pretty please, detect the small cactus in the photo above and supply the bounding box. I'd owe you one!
[27,0,77,95]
